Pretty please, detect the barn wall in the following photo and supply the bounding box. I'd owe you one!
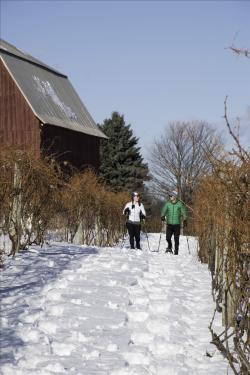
[0,59,101,172]
[41,124,101,172]
[0,59,40,153]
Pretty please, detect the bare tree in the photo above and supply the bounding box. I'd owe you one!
[149,121,223,204]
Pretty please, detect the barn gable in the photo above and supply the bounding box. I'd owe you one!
[0,39,107,139]
[0,39,107,171]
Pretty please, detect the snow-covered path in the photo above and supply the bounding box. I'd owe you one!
[0,234,231,374]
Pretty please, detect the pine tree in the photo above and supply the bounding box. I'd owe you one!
[98,112,149,193]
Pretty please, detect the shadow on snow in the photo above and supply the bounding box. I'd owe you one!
[0,243,98,365]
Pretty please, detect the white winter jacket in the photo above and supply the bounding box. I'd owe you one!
[123,202,146,224]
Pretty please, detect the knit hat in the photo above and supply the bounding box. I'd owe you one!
[132,191,139,198]
[170,190,178,197]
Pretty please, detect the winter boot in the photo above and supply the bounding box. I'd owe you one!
[165,247,173,253]
[130,240,135,249]
[136,241,141,250]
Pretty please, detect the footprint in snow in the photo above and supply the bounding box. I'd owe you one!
[45,289,62,302]
[55,279,68,289]
[122,351,150,366]
[130,331,154,345]
[107,343,119,352]
[38,320,58,334]
[149,301,171,314]
[127,310,149,323]
[106,301,119,309]
[128,296,149,305]
[146,318,170,336]
[46,304,64,317]
[17,326,41,343]
[51,342,75,356]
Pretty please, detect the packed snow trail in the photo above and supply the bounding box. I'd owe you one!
[0,234,232,374]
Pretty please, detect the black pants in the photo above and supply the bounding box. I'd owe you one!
[166,224,180,254]
[126,222,141,249]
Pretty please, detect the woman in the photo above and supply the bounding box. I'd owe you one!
[123,192,146,250]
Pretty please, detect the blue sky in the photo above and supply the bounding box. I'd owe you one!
[1,0,249,157]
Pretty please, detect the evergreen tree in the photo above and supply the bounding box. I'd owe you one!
[98,112,149,193]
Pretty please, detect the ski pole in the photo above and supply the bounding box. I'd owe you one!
[186,235,190,254]
[157,231,162,253]
[143,222,151,252]
[157,223,165,252]
[145,231,151,252]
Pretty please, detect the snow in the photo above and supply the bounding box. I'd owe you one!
[0,234,232,374]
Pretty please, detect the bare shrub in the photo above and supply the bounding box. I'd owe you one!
[0,147,61,256]
[0,148,130,259]
[97,187,129,246]
[60,169,129,246]
[193,130,250,373]
[60,169,98,243]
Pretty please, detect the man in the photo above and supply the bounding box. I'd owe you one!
[161,190,187,255]
[123,192,146,250]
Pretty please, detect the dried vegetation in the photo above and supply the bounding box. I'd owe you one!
[193,103,250,374]
[0,148,129,264]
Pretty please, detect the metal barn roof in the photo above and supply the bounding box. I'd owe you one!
[0,39,107,139]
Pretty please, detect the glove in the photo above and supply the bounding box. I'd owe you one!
[140,212,145,222]
[161,216,165,222]
[124,208,130,216]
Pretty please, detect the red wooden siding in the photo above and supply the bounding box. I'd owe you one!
[41,124,101,172]
[0,59,40,154]
[0,58,101,172]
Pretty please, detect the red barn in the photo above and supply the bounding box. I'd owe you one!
[0,39,107,171]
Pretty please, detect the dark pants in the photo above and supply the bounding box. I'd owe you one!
[126,222,141,249]
[166,224,180,254]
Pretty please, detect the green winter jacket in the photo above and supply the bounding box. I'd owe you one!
[161,200,187,225]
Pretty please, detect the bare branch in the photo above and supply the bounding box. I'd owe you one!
[227,45,250,59]
[223,96,249,162]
